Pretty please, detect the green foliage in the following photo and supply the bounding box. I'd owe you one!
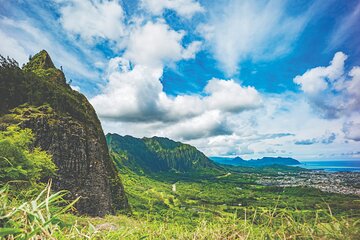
[3,169,357,239]
[107,133,221,173]
[1,140,359,239]
[0,126,56,184]
[0,53,101,132]
[1,51,130,215]
[23,50,55,71]
[2,180,359,239]
[104,135,360,238]
[0,181,79,239]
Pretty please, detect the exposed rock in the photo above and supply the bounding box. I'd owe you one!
[95,223,119,231]
[0,51,129,216]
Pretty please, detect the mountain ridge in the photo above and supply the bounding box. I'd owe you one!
[210,156,300,167]
[107,133,221,174]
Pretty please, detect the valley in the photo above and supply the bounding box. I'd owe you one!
[54,165,360,239]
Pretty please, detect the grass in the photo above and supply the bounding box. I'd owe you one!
[0,180,78,239]
[2,168,359,239]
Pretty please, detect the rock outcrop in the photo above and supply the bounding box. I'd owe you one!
[0,50,129,216]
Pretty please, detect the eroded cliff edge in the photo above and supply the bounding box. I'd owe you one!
[0,50,129,216]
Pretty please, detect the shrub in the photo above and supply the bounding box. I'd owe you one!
[0,126,56,184]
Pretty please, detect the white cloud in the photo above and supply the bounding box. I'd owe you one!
[141,0,204,18]
[98,79,360,159]
[181,41,202,59]
[4,0,357,160]
[294,52,360,119]
[56,0,126,42]
[204,79,261,112]
[94,53,360,159]
[91,57,262,123]
[346,67,360,110]
[0,29,28,64]
[161,110,231,140]
[91,58,164,121]
[294,52,347,95]
[343,120,360,142]
[198,0,318,75]
[0,17,98,80]
[188,93,359,159]
[124,21,201,67]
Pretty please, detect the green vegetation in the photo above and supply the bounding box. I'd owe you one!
[2,166,359,239]
[0,181,78,239]
[2,126,359,239]
[0,126,56,184]
[106,138,360,239]
[1,51,129,216]
[0,53,100,130]
[107,133,220,173]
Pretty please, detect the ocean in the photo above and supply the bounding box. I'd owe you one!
[296,160,360,172]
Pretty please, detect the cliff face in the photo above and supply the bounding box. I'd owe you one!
[107,133,220,174]
[0,51,129,216]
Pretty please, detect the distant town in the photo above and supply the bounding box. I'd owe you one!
[257,171,360,196]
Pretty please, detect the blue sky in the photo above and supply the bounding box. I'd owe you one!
[1,0,360,160]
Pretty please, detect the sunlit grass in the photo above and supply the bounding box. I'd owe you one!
[1,181,359,239]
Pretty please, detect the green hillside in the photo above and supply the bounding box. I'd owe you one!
[107,133,221,174]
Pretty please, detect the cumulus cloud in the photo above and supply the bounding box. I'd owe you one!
[99,89,360,159]
[294,52,360,119]
[204,79,262,112]
[160,110,232,140]
[91,57,262,124]
[91,17,260,127]
[198,0,318,75]
[56,0,126,42]
[124,21,201,67]
[91,58,164,121]
[141,0,204,18]
[294,52,347,95]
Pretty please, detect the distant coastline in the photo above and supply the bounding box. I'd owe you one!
[296,160,360,172]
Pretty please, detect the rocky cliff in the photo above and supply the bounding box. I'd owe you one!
[0,51,129,216]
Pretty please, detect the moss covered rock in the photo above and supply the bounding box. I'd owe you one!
[0,51,129,216]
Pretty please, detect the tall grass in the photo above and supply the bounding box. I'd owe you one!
[1,182,359,239]
[0,180,78,239]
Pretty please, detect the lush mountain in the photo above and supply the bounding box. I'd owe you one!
[211,156,300,167]
[0,51,129,216]
[107,133,220,174]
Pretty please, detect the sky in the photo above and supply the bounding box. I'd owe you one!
[1,0,360,160]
